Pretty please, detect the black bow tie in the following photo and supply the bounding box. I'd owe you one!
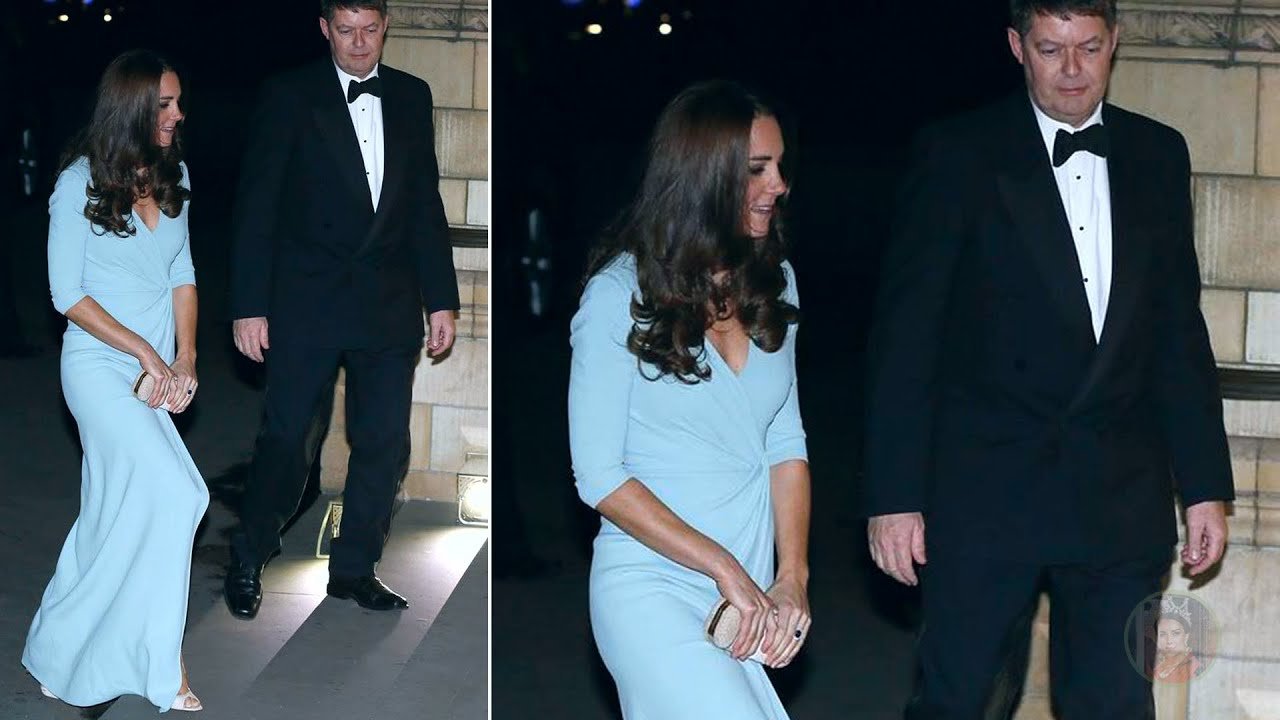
[1052,124,1109,167]
[346,75,382,103]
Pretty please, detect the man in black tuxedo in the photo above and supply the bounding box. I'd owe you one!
[225,0,460,617]
[862,1,1233,716]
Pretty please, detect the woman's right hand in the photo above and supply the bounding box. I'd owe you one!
[137,346,177,409]
[713,558,776,661]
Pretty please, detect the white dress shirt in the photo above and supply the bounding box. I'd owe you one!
[335,63,385,210]
[1031,99,1112,342]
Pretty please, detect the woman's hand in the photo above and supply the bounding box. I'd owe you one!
[137,347,177,410]
[166,354,198,413]
[712,558,776,661]
[761,576,811,668]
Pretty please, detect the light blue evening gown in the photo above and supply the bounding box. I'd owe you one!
[569,254,807,720]
[23,157,209,712]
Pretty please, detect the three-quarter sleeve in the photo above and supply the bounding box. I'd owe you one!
[169,163,196,288]
[766,261,807,467]
[568,268,638,508]
[47,164,90,315]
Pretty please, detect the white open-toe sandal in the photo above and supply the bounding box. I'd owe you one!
[171,689,203,712]
[39,685,58,700]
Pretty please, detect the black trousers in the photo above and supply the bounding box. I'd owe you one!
[233,340,418,578]
[905,548,1170,720]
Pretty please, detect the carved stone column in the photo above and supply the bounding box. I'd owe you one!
[319,1,489,505]
[1017,3,1280,718]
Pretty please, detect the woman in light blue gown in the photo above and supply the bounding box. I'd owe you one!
[568,81,813,720]
[22,50,208,713]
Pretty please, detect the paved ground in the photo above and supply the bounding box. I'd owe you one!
[0,200,488,719]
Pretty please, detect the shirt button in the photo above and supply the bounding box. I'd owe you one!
[1078,226,1084,231]
[1075,175,1081,180]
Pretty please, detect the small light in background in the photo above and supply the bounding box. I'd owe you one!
[57,14,70,22]
[103,12,113,22]
[315,499,343,558]
[658,22,672,35]
[457,452,489,526]
[624,0,642,6]
[586,22,603,35]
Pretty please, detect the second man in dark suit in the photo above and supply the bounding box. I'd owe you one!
[225,0,460,618]
[863,0,1233,716]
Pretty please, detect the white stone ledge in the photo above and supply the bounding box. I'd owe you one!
[1224,399,1280,437]
[1118,5,1280,50]
[388,3,487,34]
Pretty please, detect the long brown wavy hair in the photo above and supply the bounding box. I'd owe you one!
[60,49,189,238]
[585,80,799,384]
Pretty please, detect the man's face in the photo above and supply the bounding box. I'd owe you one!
[320,7,387,79]
[1007,12,1118,127]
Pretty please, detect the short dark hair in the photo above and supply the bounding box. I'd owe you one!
[1009,0,1116,36]
[320,1,388,22]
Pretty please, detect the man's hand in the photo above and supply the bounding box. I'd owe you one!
[868,512,927,586]
[1182,500,1227,575]
[426,310,456,358]
[233,317,270,363]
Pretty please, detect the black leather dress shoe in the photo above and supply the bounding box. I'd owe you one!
[224,551,265,620]
[327,575,409,611]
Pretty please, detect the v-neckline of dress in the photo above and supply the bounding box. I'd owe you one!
[706,335,752,378]
[133,208,161,234]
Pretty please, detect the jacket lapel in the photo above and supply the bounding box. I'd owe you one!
[1067,105,1153,412]
[995,97,1096,348]
[308,63,375,212]
[358,70,411,254]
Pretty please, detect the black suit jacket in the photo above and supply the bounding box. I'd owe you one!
[862,93,1233,562]
[229,59,460,348]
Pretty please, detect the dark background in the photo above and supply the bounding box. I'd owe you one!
[2,0,331,223]
[492,1,1028,716]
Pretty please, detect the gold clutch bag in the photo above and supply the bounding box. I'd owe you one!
[132,371,172,412]
[704,598,768,663]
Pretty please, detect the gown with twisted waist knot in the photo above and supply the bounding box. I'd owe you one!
[23,157,210,712]
[569,254,807,720]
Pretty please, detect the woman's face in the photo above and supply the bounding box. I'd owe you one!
[1157,617,1190,654]
[155,71,184,148]
[742,114,787,239]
